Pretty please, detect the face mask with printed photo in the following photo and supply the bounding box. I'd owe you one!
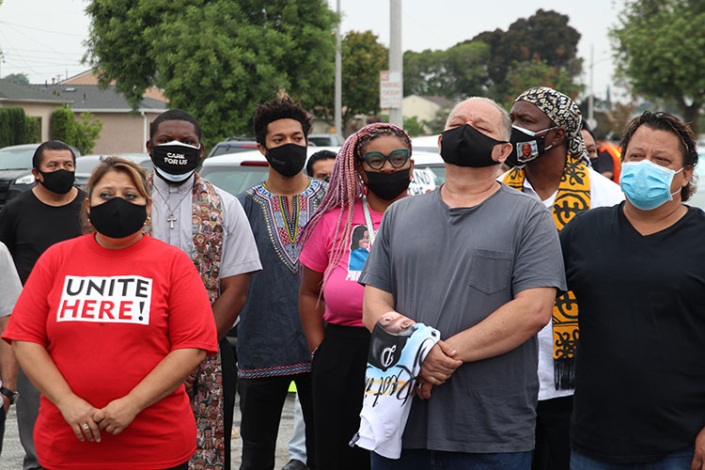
[508,125,560,165]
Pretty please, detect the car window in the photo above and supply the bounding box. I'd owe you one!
[201,166,269,196]
[0,148,35,170]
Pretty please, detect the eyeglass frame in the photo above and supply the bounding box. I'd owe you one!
[359,148,411,170]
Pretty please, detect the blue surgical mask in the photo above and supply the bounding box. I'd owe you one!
[620,159,683,210]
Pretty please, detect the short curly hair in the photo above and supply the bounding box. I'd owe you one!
[252,96,312,146]
[619,111,699,201]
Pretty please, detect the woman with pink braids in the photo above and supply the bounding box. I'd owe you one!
[298,123,414,470]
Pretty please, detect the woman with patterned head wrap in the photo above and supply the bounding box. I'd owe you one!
[298,123,414,470]
[501,87,624,470]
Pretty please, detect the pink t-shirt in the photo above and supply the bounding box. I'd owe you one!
[300,199,383,327]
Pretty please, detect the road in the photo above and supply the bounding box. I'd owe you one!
[0,394,298,470]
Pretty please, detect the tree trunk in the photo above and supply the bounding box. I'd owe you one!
[682,102,702,137]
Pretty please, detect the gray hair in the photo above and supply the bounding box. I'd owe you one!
[445,97,512,141]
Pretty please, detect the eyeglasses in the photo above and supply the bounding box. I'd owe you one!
[360,149,410,170]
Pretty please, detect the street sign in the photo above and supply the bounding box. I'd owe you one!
[380,71,402,109]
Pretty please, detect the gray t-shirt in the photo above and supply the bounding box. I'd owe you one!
[0,241,21,318]
[359,185,567,453]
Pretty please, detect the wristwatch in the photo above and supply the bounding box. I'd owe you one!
[0,387,18,405]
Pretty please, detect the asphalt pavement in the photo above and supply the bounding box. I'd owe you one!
[0,393,298,470]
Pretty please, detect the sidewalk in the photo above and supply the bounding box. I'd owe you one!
[0,394,298,470]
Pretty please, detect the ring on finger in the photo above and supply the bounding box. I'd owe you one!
[82,423,90,431]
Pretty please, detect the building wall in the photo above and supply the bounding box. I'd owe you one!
[0,101,64,141]
[78,111,162,155]
[402,95,442,125]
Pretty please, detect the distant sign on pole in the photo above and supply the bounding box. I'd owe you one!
[380,71,402,109]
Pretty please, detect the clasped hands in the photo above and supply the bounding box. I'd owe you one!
[413,340,462,400]
[59,393,140,443]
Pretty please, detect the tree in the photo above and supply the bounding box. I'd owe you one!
[51,106,103,155]
[503,58,583,109]
[4,73,30,86]
[85,0,337,148]
[471,9,582,102]
[611,0,705,134]
[341,31,388,124]
[403,42,489,100]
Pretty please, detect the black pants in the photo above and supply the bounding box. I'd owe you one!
[238,373,315,470]
[312,324,371,470]
[532,395,573,470]
[220,338,237,470]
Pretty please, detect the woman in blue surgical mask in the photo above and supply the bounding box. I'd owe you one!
[559,111,705,469]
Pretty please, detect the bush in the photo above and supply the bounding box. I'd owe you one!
[50,106,78,144]
[50,106,103,155]
[0,107,34,147]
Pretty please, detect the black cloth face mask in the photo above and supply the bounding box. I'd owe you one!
[440,124,507,168]
[89,197,147,239]
[151,141,201,176]
[38,169,75,194]
[266,143,307,177]
[364,167,412,201]
[507,125,560,166]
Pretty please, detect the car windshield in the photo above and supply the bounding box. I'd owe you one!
[0,148,35,170]
[201,165,269,196]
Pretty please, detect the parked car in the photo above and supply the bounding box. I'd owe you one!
[0,143,81,209]
[411,134,441,153]
[74,153,153,187]
[200,147,445,197]
[206,139,259,159]
[308,134,345,147]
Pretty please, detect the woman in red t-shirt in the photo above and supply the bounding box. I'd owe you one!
[298,123,413,470]
[2,157,218,470]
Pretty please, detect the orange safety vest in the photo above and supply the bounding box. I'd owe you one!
[599,144,621,183]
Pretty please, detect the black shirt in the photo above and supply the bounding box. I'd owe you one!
[561,203,705,463]
[0,188,86,284]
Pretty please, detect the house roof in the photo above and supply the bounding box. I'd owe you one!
[31,84,167,112]
[0,79,70,104]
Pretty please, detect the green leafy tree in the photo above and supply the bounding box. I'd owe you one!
[403,42,489,100]
[611,0,705,134]
[75,112,104,155]
[4,73,30,86]
[85,0,337,148]
[51,106,78,145]
[503,58,583,109]
[51,106,103,155]
[341,30,388,124]
[471,9,582,101]
[402,116,424,137]
[422,108,451,135]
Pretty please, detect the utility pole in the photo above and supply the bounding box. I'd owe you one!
[587,44,596,129]
[334,0,343,138]
[389,0,403,127]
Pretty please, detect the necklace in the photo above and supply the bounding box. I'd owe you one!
[152,185,192,229]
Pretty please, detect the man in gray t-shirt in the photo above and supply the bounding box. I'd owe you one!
[358,97,566,469]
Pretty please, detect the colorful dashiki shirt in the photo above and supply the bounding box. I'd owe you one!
[236,178,326,378]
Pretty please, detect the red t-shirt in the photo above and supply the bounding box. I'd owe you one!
[299,199,383,327]
[3,234,218,470]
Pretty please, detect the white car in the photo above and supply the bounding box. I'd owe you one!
[200,147,445,197]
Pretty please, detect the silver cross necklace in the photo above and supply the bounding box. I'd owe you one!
[153,185,192,229]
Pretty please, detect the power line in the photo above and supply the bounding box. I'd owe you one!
[0,20,87,38]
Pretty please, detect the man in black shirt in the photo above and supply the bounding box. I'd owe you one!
[0,140,86,470]
[561,111,705,468]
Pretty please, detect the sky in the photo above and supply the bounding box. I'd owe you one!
[0,0,623,100]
